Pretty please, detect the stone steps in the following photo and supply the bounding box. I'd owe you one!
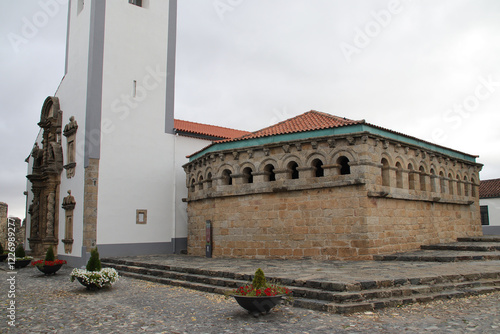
[375,236,500,262]
[101,258,500,314]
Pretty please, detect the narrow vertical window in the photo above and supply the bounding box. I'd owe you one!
[242,167,253,184]
[480,206,489,225]
[264,164,276,182]
[287,161,299,180]
[396,162,403,188]
[338,156,350,175]
[312,159,324,178]
[381,159,390,186]
[408,164,415,190]
[129,0,143,7]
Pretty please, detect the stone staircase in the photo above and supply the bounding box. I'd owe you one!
[374,236,500,262]
[101,246,500,314]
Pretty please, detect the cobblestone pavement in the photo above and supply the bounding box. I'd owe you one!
[1,265,499,333]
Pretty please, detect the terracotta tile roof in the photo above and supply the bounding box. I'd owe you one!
[174,119,250,140]
[224,110,364,143]
[480,178,500,199]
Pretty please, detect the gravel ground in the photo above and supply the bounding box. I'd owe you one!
[1,265,499,333]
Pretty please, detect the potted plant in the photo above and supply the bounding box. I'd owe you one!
[70,247,118,290]
[0,243,7,262]
[14,245,33,269]
[32,246,67,275]
[229,268,292,315]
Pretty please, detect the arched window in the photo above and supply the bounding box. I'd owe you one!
[430,169,437,192]
[419,166,426,191]
[287,161,299,180]
[408,164,415,190]
[471,178,477,197]
[463,176,469,196]
[456,175,462,196]
[222,169,232,185]
[198,176,204,190]
[264,164,276,182]
[448,173,454,195]
[395,162,403,188]
[381,158,390,186]
[338,156,350,175]
[242,167,253,184]
[312,159,324,177]
[439,171,446,193]
[207,172,213,188]
[190,179,196,192]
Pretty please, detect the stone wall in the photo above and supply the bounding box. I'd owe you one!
[0,203,26,250]
[0,202,7,248]
[185,132,482,260]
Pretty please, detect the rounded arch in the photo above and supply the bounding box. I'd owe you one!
[281,154,303,169]
[263,163,276,182]
[394,156,407,169]
[189,178,196,192]
[239,161,257,173]
[40,96,60,123]
[204,167,214,180]
[215,163,235,177]
[380,152,394,167]
[311,158,324,178]
[257,158,278,173]
[305,152,327,167]
[330,149,357,166]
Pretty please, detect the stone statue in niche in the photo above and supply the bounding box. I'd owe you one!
[31,143,43,168]
[63,116,78,135]
[63,116,78,179]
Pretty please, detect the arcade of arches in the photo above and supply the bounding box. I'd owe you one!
[184,132,483,260]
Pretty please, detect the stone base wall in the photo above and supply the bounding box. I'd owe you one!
[187,186,482,261]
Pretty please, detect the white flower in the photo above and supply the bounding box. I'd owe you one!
[70,268,119,288]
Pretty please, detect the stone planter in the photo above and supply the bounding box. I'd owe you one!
[232,295,284,314]
[35,263,63,275]
[13,259,32,269]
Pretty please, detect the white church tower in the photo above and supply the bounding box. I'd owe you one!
[25,0,219,266]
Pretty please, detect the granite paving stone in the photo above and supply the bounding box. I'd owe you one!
[1,258,499,333]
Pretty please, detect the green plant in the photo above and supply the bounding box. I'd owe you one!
[252,268,267,289]
[15,244,26,258]
[45,245,55,262]
[86,247,102,272]
[229,268,292,297]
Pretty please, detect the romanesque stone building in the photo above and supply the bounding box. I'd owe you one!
[184,111,483,260]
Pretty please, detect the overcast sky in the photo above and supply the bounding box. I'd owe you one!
[1,0,499,219]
